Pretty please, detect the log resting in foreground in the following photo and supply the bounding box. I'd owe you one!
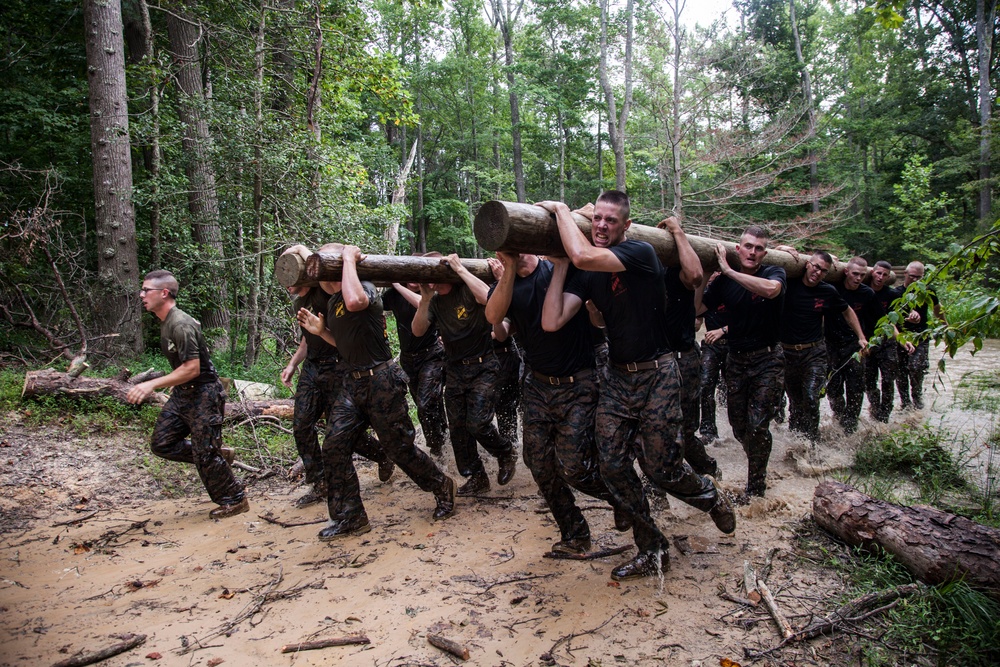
[22,369,294,421]
[813,480,1000,595]
[475,200,853,282]
[274,251,494,288]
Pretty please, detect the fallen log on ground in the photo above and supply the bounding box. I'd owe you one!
[23,368,167,406]
[22,369,294,421]
[473,200,850,281]
[274,251,494,288]
[812,481,1000,594]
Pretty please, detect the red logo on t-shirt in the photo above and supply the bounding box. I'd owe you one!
[611,273,626,296]
[814,298,825,311]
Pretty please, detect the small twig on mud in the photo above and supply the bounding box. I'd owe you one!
[258,513,325,528]
[233,461,263,473]
[542,611,621,663]
[280,635,371,654]
[476,573,558,594]
[759,547,780,581]
[2,577,28,589]
[743,583,922,660]
[51,511,100,527]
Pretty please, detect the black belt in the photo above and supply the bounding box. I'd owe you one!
[613,352,674,373]
[459,355,488,365]
[350,361,390,379]
[783,339,823,351]
[729,345,777,357]
[532,367,595,386]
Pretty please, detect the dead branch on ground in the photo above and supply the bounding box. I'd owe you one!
[50,633,146,667]
[280,635,370,653]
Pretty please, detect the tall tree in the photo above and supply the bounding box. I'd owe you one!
[977,0,996,228]
[789,0,819,213]
[599,0,635,191]
[488,0,527,203]
[165,1,230,346]
[83,0,142,355]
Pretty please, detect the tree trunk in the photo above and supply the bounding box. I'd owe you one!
[813,481,1000,594]
[599,0,634,192]
[491,0,526,203]
[669,0,683,215]
[789,0,819,213]
[243,0,267,370]
[165,2,230,347]
[473,200,857,281]
[83,0,143,357]
[387,140,419,254]
[977,0,996,229]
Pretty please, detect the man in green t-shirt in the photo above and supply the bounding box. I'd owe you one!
[126,270,248,519]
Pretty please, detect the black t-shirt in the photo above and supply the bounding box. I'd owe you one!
[703,301,728,333]
[702,265,786,352]
[779,280,848,345]
[324,282,392,369]
[663,267,696,351]
[295,287,339,362]
[826,283,881,345]
[160,307,218,384]
[488,259,594,377]
[382,288,438,355]
[565,239,670,364]
[427,282,493,362]
[893,285,940,333]
[872,285,896,316]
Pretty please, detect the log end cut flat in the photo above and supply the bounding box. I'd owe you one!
[474,200,514,251]
[274,252,308,288]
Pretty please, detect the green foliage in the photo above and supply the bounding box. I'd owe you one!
[888,154,959,263]
[851,425,967,503]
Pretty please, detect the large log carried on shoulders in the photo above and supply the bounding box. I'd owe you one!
[473,200,853,281]
[274,251,494,288]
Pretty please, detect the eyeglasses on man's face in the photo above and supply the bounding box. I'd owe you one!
[806,261,829,274]
[138,287,167,296]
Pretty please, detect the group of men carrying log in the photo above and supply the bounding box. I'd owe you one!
[126,189,943,583]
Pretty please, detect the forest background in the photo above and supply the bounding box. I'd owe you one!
[1,0,998,369]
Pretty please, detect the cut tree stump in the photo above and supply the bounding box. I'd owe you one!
[22,369,294,421]
[812,481,1000,594]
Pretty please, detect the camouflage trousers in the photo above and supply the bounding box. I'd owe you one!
[699,340,728,438]
[294,360,389,490]
[897,339,930,408]
[522,371,615,542]
[445,355,514,479]
[494,345,523,445]
[726,347,784,496]
[400,344,447,453]
[865,343,898,422]
[323,362,448,523]
[675,346,717,476]
[782,343,827,443]
[827,342,865,432]
[150,380,244,506]
[597,360,717,554]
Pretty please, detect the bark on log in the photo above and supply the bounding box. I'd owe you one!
[473,200,853,281]
[280,635,371,653]
[22,370,294,421]
[813,481,1000,594]
[427,633,470,660]
[50,633,146,667]
[278,253,494,288]
[23,369,167,406]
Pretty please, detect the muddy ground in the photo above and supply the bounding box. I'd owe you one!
[1,343,995,667]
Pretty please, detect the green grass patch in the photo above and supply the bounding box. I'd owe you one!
[956,369,1000,411]
[794,524,1000,666]
[852,425,968,503]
